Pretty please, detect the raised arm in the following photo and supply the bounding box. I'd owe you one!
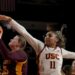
[62,48,75,59]
[0,26,11,59]
[0,15,44,55]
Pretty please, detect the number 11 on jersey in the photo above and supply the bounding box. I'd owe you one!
[50,61,56,69]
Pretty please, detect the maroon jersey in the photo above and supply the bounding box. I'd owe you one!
[0,39,28,75]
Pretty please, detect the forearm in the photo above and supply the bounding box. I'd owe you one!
[63,51,75,59]
[8,19,42,54]
[65,53,75,59]
[0,15,44,55]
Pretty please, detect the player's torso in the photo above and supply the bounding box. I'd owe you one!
[39,47,63,75]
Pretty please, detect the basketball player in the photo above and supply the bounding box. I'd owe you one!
[0,15,75,75]
[0,26,28,75]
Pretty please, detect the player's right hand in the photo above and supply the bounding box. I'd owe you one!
[0,15,12,23]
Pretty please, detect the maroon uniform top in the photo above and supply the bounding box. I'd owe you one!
[0,39,28,75]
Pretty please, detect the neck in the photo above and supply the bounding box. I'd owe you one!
[50,45,56,48]
[47,43,57,48]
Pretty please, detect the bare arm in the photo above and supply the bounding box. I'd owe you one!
[62,48,75,59]
[0,15,44,55]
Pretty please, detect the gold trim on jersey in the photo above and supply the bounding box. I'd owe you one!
[16,60,27,75]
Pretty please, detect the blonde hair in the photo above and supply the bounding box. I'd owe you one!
[56,24,67,48]
[18,35,26,50]
[55,31,66,48]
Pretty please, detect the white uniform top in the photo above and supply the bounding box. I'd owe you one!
[9,19,75,75]
[39,47,63,75]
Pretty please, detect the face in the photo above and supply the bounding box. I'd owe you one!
[8,35,21,50]
[44,32,58,47]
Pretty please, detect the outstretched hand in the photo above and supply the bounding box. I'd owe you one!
[0,15,12,23]
[0,26,3,39]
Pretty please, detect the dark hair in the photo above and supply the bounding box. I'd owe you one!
[62,65,71,75]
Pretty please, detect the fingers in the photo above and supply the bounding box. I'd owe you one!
[0,15,7,20]
[0,15,12,23]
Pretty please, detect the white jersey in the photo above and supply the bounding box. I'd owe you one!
[39,47,63,75]
[9,19,75,75]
